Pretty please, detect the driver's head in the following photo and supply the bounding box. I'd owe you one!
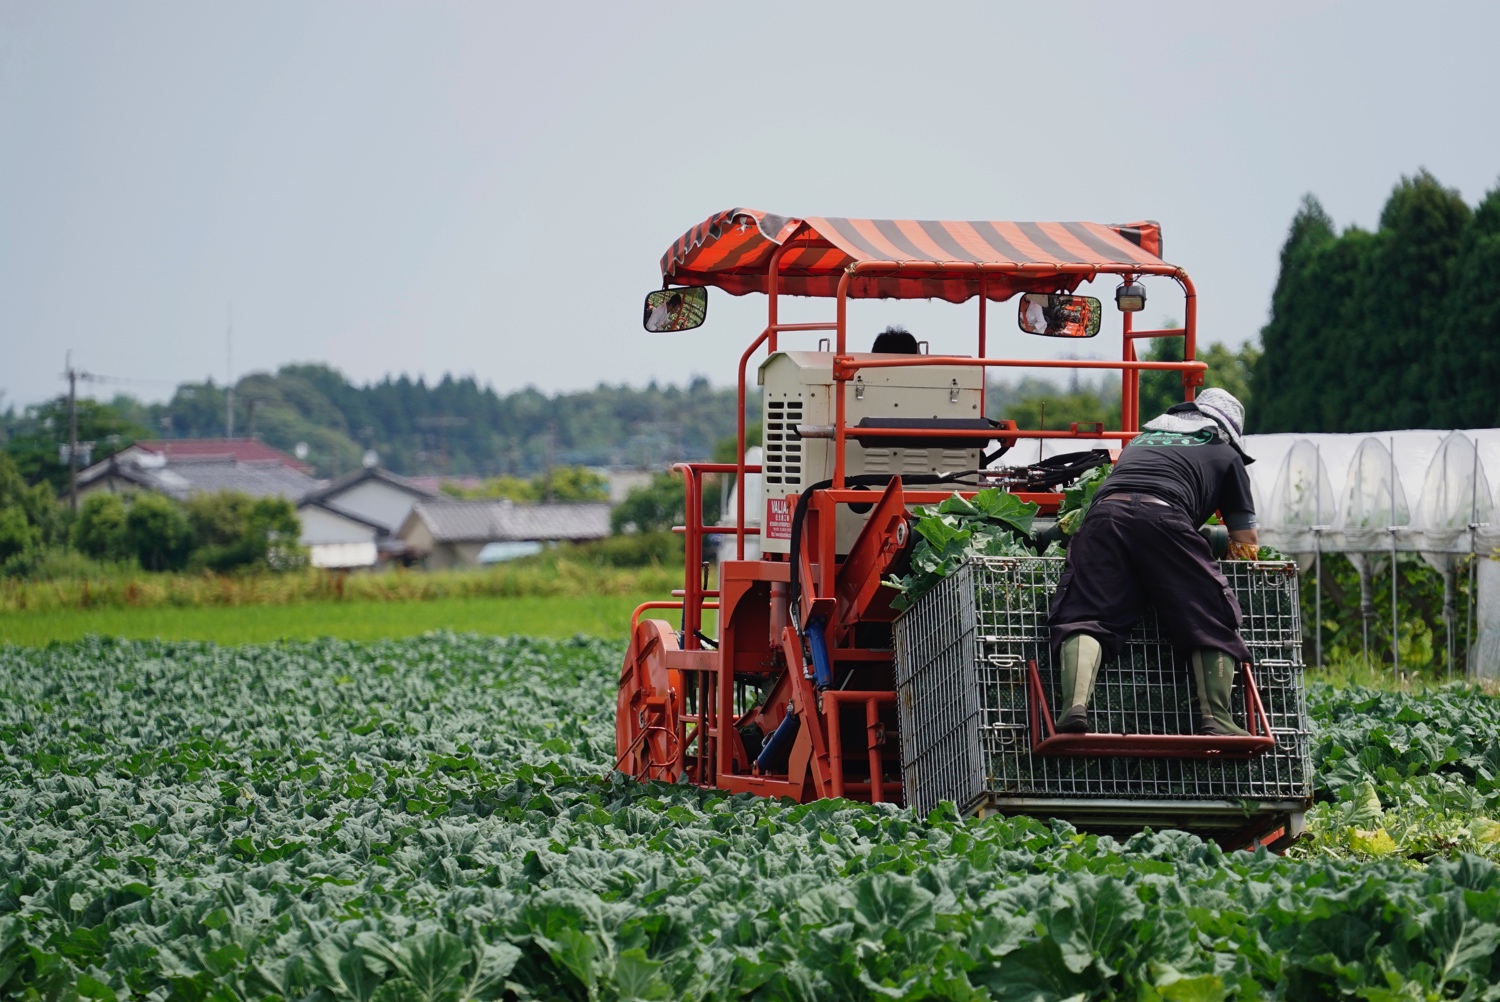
[872,325,919,354]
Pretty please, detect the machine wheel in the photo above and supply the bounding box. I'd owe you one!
[615,618,683,782]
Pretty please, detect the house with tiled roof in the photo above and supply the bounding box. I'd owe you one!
[396,499,611,569]
[91,438,315,473]
[75,439,322,503]
[296,466,438,569]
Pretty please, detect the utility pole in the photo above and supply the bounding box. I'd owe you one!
[66,352,79,512]
[225,304,235,438]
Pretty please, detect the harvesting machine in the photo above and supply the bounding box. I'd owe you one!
[617,210,1312,849]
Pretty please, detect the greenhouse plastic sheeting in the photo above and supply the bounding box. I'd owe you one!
[1019,427,1500,557]
[1244,429,1500,557]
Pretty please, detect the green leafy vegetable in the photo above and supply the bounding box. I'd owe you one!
[1057,463,1111,536]
[1,638,1499,999]
[881,489,1047,610]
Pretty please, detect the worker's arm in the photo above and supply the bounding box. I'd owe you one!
[1227,522,1258,561]
[1224,504,1257,560]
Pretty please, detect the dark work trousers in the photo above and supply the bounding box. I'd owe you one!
[1048,496,1251,664]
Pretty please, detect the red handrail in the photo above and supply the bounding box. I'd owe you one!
[1025,659,1276,758]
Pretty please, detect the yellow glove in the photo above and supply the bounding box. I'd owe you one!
[1228,540,1259,561]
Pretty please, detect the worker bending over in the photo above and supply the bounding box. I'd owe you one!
[1048,388,1259,736]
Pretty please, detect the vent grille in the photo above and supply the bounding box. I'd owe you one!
[764,400,804,487]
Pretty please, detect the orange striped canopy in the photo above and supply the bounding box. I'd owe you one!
[660,209,1168,303]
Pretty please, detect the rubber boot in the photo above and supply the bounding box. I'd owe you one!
[1192,649,1248,736]
[1056,635,1102,733]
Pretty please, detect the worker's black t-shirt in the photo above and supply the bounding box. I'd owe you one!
[1093,427,1255,527]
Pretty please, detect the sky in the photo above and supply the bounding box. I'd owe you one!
[3,1,1499,409]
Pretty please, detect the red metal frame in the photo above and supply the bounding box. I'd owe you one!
[1024,659,1276,757]
[617,230,1284,837]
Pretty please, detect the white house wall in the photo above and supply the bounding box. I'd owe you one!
[329,480,423,533]
[299,505,378,546]
[310,542,379,569]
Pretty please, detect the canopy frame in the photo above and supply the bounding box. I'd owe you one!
[652,211,1206,558]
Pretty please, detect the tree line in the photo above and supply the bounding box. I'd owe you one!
[0,367,754,485]
[1251,170,1500,432]
[0,450,300,578]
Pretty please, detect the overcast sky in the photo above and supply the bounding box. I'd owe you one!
[3,1,1498,408]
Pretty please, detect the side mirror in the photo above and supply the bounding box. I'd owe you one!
[642,287,708,332]
[1016,293,1102,339]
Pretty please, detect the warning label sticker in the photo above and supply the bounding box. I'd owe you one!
[766,497,792,540]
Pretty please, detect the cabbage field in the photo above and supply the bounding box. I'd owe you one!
[3,635,1500,1001]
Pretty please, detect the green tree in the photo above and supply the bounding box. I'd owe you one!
[0,451,65,565]
[1250,195,1339,432]
[1138,328,1260,425]
[444,466,608,502]
[125,493,194,571]
[1432,181,1500,427]
[1251,175,1471,433]
[1003,389,1117,432]
[0,506,38,565]
[3,396,148,494]
[611,474,685,535]
[72,493,132,562]
[1348,171,1469,430]
[183,491,303,572]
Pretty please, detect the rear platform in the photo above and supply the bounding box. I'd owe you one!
[893,556,1312,848]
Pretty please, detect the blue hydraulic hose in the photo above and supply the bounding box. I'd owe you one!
[806,619,833,689]
[755,710,800,773]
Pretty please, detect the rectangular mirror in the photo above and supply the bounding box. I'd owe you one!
[642,287,708,332]
[1017,293,1102,338]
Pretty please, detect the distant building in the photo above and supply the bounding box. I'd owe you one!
[296,502,387,570]
[602,468,655,503]
[296,467,438,569]
[396,499,611,569]
[75,438,321,502]
[96,438,315,473]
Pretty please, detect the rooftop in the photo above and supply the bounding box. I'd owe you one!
[130,438,314,473]
[402,499,611,544]
[80,455,322,501]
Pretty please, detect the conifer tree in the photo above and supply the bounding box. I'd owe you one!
[1249,195,1336,432]
[1433,181,1500,427]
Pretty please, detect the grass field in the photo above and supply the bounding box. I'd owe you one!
[0,592,674,645]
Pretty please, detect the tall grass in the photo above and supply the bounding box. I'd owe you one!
[0,558,682,614]
[0,593,663,646]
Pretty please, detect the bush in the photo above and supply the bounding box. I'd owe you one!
[125,493,193,571]
[184,491,304,572]
[611,473,684,534]
[444,466,609,502]
[0,507,39,565]
[0,547,135,582]
[0,451,66,564]
[558,531,683,567]
[71,493,132,562]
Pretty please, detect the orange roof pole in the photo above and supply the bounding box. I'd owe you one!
[833,268,853,488]
[766,238,790,354]
[735,327,771,559]
[1121,285,1137,433]
[1179,271,1200,402]
[977,273,988,416]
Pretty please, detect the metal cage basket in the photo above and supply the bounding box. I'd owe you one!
[893,556,1313,818]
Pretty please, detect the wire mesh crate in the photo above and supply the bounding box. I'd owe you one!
[893,556,1313,818]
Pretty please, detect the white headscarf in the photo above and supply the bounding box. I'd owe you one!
[1142,387,1253,463]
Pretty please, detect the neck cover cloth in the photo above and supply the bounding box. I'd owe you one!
[1141,387,1253,464]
